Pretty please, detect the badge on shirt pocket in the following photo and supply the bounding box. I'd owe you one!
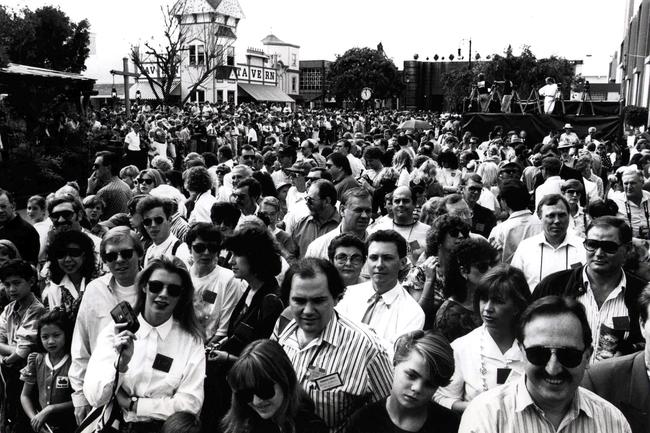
[153,354,173,373]
[612,316,631,331]
[315,372,343,391]
[202,290,217,304]
[55,376,70,389]
[496,368,511,385]
[408,240,420,252]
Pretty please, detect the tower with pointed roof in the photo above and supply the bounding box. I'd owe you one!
[177,0,244,104]
[262,33,300,99]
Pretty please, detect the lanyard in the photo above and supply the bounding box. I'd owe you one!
[539,244,569,283]
[624,200,650,236]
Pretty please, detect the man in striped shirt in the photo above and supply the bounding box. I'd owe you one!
[274,258,393,433]
[459,296,631,433]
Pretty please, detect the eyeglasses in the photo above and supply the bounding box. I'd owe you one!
[143,216,166,227]
[234,380,276,403]
[466,186,482,193]
[447,227,469,238]
[51,210,75,221]
[103,249,135,263]
[55,248,84,259]
[524,346,585,368]
[92,163,102,170]
[136,178,153,185]
[305,196,320,205]
[192,243,220,254]
[583,239,623,255]
[334,253,365,266]
[147,280,182,297]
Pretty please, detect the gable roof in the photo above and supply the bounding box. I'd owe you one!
[182,0,244,19]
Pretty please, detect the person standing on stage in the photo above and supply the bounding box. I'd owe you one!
[538,77,559,115]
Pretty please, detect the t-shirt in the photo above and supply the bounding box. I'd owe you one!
[348,398,460,433]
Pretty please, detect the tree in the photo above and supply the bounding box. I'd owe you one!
[0,5,89,72]
[441,66,476,112]
[623,106,649,128]
[130,0,237,105]
[327,47,403,104]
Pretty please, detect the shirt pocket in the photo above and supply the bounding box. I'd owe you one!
[162,373,183,394]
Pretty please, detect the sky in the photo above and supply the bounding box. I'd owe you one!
[3,0,627,83]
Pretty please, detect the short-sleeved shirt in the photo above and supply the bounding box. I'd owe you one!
[0,294,46,360]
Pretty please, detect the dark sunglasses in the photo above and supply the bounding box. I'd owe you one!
[524,346,585,368]
[51,210,75,221]
[235,381,276,403]
[583,239,622,255]
[147,280,182,297]
[448,227,469,238]
[192,243,220,254]
[55,248,84,259]
[136,178,154,185]
[143,216,166,227]
[103,249,135,263]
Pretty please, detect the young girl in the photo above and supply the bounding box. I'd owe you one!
[20,308,75,433]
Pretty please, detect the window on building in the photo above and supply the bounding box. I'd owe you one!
[227,47,235,66]
[292,76,297,93]
[227,90,235,103]
[217,90,224,104]
[217,44,224,65]
[191,89,205,103]
[291,54,297,67]
[300,68,323,91]
[189,44,206,66]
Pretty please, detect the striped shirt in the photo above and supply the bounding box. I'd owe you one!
[577,268,629,363]
[459,376,631,433]
[96,177,133,219]
[273,313,393,433]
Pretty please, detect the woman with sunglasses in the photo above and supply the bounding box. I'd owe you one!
[403,215,471,328]
[348,330,459,433]
[84,257,205,431]
[42,230,97,319]
[222,339,327,433]
[434,264,530,413]
[435,238,498,342]
[135,169,164,195]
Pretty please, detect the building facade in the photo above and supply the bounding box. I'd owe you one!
[299,60,332,108]
[619,0,650,111]
[402,60,468,111]
[261,34,300,100]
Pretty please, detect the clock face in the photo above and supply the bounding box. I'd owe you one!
[361,88,372,100]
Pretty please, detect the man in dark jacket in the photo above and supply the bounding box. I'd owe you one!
[532,216,644,360]
[0,189,39,264]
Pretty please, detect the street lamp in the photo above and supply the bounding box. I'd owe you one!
[111,87,117,99]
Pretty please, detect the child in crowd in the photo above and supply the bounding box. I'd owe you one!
[161,411,202,433]
[20,308,75,433]
[0,259,47,432]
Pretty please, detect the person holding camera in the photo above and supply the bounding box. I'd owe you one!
[83,257,205,432]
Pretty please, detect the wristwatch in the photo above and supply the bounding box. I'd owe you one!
[129,396,138,412]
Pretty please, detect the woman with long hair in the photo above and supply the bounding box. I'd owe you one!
[135,169,164,195]
[435,238,498,342]
[222,339,327,433]
[348,330,459,433]
[84,257,205,430]
[392,149,413,187]
[434,264,529,414]
[42,230,97,319]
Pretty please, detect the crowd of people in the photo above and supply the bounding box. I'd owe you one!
[0,100,649,433]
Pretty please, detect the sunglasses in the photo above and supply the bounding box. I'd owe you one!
[103,249,135,263]
[235,381,276,403]
[583,239,622,255]
[55,248,84,259]
[136,178,154,185]
[147,280,182,297]
[143,216,166,227]
[192,243,220,254]
[448,227,469,238]
[51,210,75,221]
[524,346,585,368]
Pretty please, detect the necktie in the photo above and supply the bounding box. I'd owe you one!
[361,293,381,325]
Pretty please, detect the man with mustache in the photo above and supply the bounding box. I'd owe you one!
[459,296,631,433]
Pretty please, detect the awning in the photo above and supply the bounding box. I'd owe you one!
[129,80,181,99]
[238,83,294,103]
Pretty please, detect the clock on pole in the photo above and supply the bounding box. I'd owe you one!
[361,87,372,101]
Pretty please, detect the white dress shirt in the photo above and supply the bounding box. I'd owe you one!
[336,281,424,352]
[84,315,205,422]
[510,232,586,291]
[305,225,344,260]
[434,325,525,409]
[188,192,217,225]
[144,234,191,269]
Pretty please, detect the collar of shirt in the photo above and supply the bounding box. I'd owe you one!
[481,325,524,363]
[136,314,174,341]
[286,312,341,352]
[535,232,582,251]
[514,376,591,420]
[9,293,37,317]
[45,353,70,371]
[57,274,84,299]
[370,282,402,307]
[307,211,341,226]
[151,234,179,252]
[581,266,627,300]
[508,210,532,220]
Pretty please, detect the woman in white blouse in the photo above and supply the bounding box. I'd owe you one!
[185,166,217,224]
[83,257,206,430]
[434,264,530,413]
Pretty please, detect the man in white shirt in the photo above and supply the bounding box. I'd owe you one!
[559,123,580,145]
[535,156,564,208]
[136,196,191,268]
[334,139,365,178]
[511,194,586,291]
[612,168,650,239]
[538,77,559,114]
[336,229,425,351]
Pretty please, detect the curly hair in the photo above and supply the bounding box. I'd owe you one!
[222,226,282,281]
[425,215,471,257]
[47,230,97,285]
[443,238,498,300]
[185,166,213,194]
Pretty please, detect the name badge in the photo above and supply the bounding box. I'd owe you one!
[315,372,343,391]
[152,354,173,373]
[55,376,70,389]
[306,366,327,381]
[408,240,420,252]
[496,368,511,385]
[612,316,631,331]
[202,290,217,304]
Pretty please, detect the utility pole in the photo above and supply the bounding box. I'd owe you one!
[110,57,140,117]
[469,38,472,68]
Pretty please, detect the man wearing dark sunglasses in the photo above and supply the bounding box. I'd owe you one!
[459,296,631,432]
[533,216,645,362]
